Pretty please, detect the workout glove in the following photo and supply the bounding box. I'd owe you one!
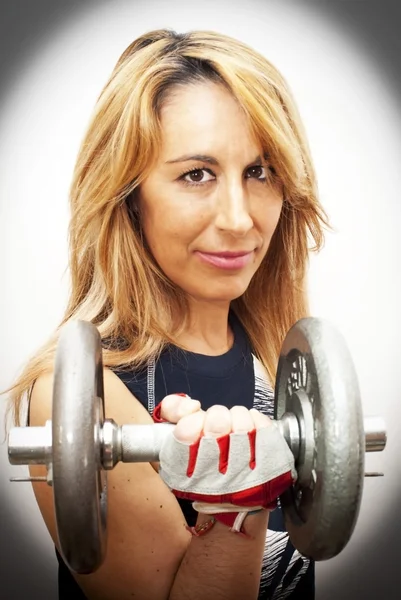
[158,419,296,536]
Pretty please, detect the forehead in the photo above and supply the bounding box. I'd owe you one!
[158,82,261,161]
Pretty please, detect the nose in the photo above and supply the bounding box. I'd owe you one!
[214,181,253,237]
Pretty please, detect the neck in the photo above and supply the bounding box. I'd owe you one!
[174,299,233,356]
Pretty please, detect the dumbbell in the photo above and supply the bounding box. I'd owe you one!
[8,317,387,575]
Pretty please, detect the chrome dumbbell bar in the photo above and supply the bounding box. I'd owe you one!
[8,414,387,478]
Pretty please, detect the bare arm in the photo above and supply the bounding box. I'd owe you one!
[169,511,269,600]
[29,370,268,600]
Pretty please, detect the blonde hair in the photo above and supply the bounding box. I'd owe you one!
[6,29,329,426]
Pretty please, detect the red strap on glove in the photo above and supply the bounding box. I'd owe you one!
[152,402,167,423]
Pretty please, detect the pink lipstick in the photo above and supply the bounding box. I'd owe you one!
[195,250,254,270]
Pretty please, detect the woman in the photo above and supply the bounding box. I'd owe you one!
[8,29,329,599]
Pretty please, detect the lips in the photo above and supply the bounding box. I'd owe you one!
[195,250,254,270]
[203,251,252,258]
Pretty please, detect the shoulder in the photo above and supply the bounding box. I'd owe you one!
[111,362,149,411]
[29,367,151,426]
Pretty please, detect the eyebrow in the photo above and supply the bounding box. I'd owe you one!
[165,153,268,166]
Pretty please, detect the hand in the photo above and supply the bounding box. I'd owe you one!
[153,393,203,424]
[158,405,296,536]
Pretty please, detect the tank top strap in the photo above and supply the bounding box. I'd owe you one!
[252,354,275,419]
[147,356,156,416]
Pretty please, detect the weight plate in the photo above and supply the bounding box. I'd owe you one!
[52,320,107,573]
[275,317,365,560]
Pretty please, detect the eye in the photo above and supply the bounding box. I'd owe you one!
[180,168,215,186]
[246,165,267,180]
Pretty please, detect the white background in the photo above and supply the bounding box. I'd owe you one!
[0,0,400,597]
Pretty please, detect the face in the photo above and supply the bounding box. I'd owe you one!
[138,82,283,305]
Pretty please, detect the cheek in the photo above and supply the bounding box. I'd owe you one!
[260,199,283,244]
[140,198,204,261]
[142,211,176,255]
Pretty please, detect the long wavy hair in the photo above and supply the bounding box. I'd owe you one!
[6,29,329,426]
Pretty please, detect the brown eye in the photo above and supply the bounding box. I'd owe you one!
[181,168,214,185]
[247,165,265,179]
[188,169,204,182]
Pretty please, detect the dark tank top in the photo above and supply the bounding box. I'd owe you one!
[56,313,315,599]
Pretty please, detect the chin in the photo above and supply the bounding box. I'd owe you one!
[193,280,251,303]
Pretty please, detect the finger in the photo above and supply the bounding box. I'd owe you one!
[159,393,201,423]
[176,396,202,420]
[174,410,206,443]
[230,406,254,433]
[203,405,232,438]
[249,408,273,429]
